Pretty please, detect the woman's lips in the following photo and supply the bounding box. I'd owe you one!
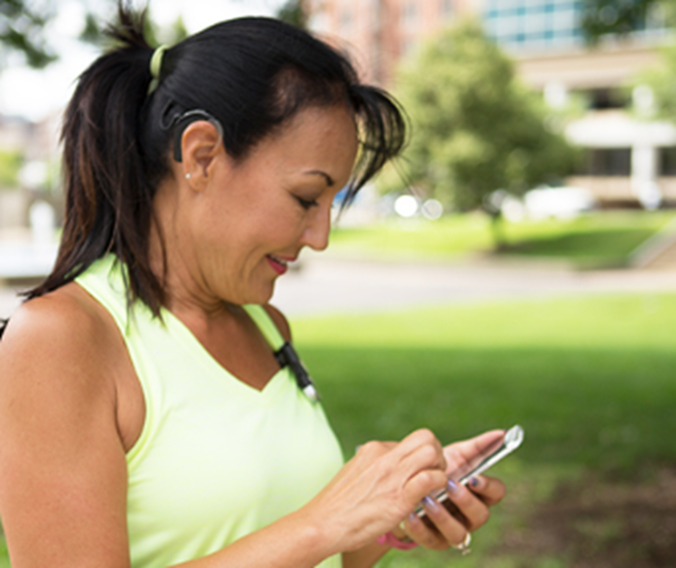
[266,254,291,275]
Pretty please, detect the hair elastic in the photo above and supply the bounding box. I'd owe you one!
[148,45,168,95]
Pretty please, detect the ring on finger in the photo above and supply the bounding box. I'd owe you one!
[452,532,472,555]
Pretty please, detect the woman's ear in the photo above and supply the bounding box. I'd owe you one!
[180,121,223,190]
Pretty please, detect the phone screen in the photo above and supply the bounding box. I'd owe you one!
[416,425,524,522]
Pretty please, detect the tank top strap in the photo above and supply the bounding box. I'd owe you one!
[242,304,285,351]
[75,255,135,330]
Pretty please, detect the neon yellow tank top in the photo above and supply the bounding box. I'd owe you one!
[76,256,344,568]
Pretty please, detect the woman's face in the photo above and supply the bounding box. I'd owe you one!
[185,104,358,306]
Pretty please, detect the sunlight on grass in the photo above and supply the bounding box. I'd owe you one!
[291,294,676,567]
[331,212,495,257]
[293,294,676,468]
[2,294,671,567]
[329,211,676,267]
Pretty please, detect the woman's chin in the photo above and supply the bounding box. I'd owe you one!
[237,282,276,306]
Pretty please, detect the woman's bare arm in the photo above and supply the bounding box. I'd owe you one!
[0,291,132,567]
[0,293,450,568]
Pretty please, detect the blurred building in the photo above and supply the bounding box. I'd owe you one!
[307,0,676,207]
[0,112,61,233]
[307,0,476,85]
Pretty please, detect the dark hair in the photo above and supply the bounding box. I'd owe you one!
[0,4,405,337]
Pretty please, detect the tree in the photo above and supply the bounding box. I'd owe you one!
[276,0,308,29]
[0,0,57,68]
[581,0,673,44]
[392,20,576,223]
[635,38,676,122]
[0,149,22,188]
[79,7,189,50]
[0,1,189,70]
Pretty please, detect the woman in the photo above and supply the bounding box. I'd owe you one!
[0,6,506,567]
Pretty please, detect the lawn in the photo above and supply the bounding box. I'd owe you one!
[291,293,676,567]
[329,210,676,268]
[0,540,7,568]
[2,294,673,566]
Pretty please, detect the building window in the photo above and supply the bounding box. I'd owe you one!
[660,147,676,176]
[483,0,585,49]
[583,88,630,110]
[579,149,632,177]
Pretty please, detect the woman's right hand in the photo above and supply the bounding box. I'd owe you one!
[297,428,449,555]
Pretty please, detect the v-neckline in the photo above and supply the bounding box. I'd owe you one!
[160,306,288,403]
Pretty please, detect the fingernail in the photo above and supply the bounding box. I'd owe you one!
[408,512,419,524]
[423,496,438,510]
[447,479,461,494]
[469,476,481,489]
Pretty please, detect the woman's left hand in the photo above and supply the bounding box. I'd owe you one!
[394,430,507,551]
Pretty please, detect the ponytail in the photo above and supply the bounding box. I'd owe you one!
[0,3,408,340]
[22,6,167,314]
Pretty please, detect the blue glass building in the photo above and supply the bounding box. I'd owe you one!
[483,0,585,50]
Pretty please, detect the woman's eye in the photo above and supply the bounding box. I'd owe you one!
[295,196,319,210]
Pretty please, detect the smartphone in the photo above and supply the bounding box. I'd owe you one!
[416,425,524,523]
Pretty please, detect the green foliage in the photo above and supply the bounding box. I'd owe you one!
[276,0,308,29]
[166,15,189,46]
[581,0,669,44]
[0,150,23,188]
[80,7,189,50]
[79,11,102,45]
[392,20,576,211]
[1,1,189,72]
[0,0,57,67]
[636,37,676,122]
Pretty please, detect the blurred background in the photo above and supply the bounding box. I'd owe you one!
[1,0,676,566]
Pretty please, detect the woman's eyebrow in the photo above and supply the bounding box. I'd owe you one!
[304,170,335,187]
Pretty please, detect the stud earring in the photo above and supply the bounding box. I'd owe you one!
[185,173,191,180]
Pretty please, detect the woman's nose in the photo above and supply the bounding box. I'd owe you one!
[300,205,331,251]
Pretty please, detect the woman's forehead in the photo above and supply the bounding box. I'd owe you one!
[251,105,358,163]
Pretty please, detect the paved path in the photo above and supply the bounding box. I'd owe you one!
[3,256,676,321]
[270,256,676,316]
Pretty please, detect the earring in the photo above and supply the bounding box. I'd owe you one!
[185,173,191,180]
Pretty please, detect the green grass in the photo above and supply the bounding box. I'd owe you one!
[290,294,676,566]
[294,294,676,472]
[3,294,672,567]
[331,212,496,257]
[0,538,8,568]
[329,210,676,268]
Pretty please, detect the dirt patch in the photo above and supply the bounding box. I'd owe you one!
[495,467,676,567]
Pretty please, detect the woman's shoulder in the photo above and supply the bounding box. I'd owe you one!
[0,283,133,567]
[3,282,111,349]
[0,282,122,395]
